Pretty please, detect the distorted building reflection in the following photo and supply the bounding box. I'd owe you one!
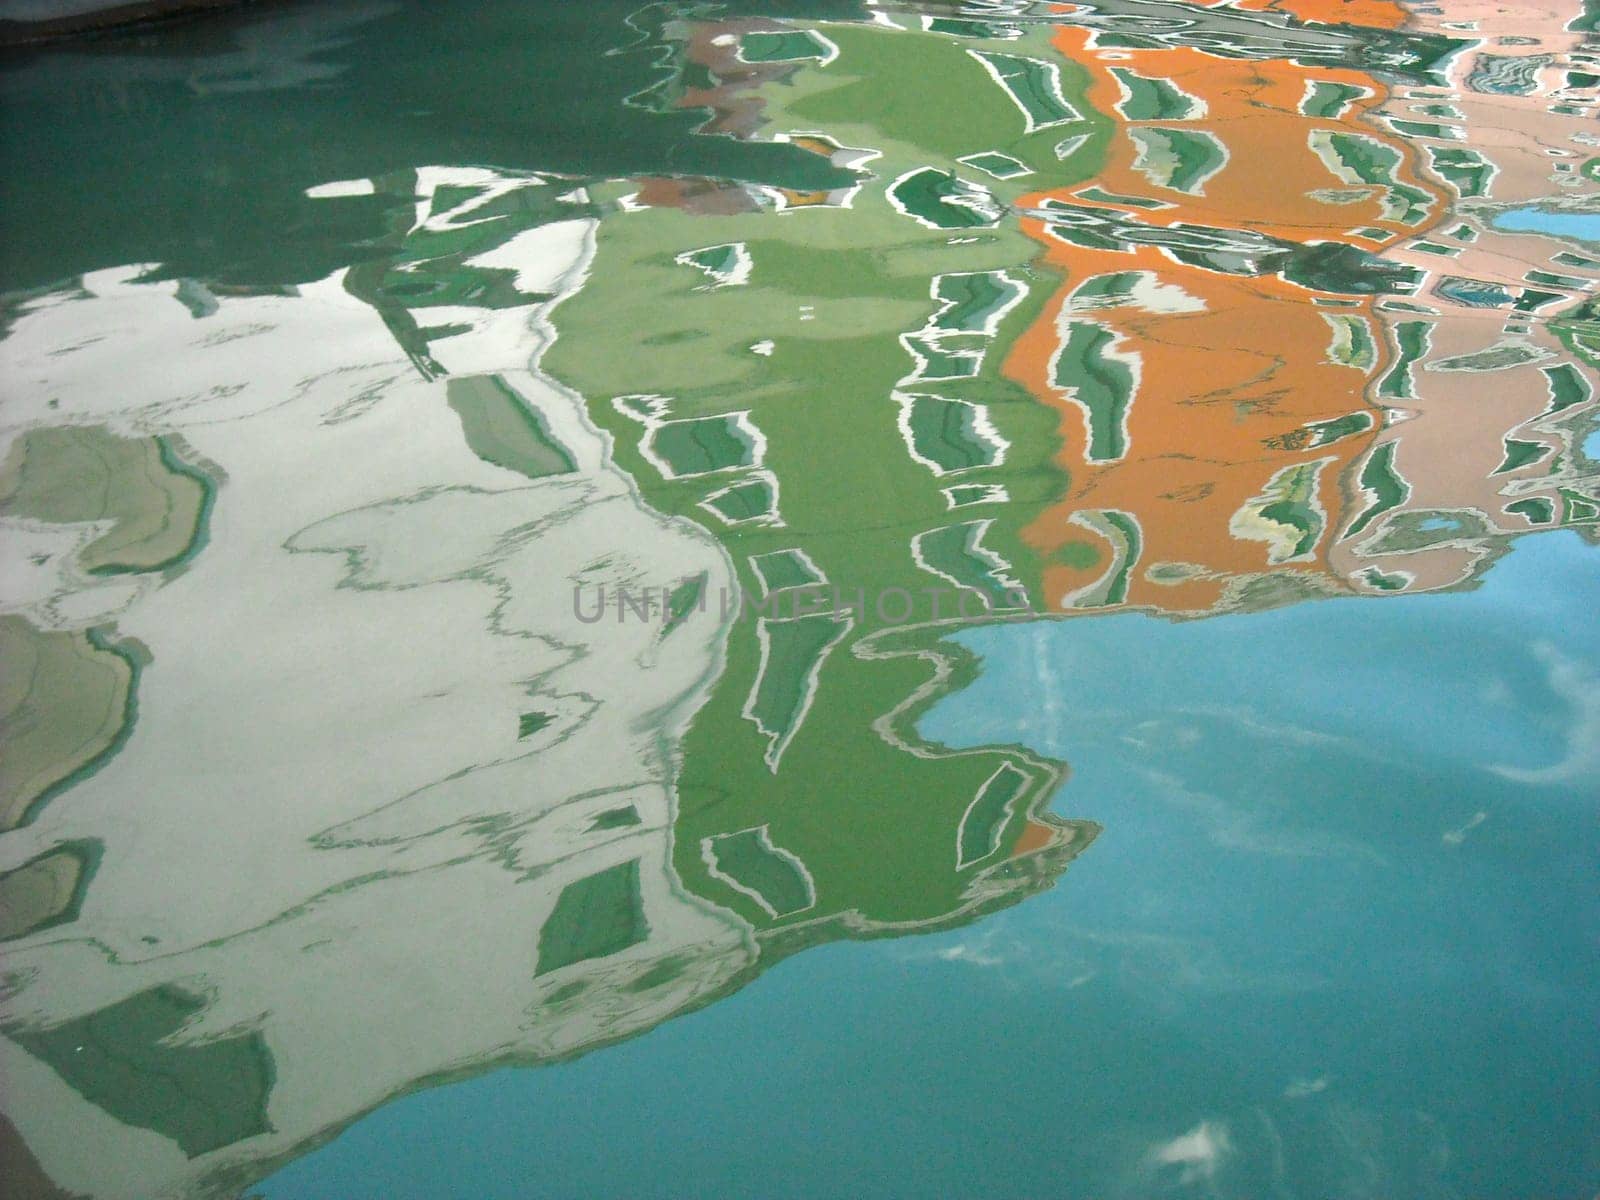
[0,1,1596,1196]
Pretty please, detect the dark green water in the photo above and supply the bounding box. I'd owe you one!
[0,2,1596,1196]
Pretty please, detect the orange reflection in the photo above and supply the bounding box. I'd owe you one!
[1009,27,1446,613]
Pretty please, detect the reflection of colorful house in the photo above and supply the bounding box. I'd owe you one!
[1325,1,1600,592]
[997,3,1600,613]
[1003,19,1442,613]
[0,213,777,1200]
[546,15,1114,947]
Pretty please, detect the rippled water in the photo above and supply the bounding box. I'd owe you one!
[1,2,1597,1196]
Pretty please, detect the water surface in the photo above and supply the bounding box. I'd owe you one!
[0,1,1597,1196]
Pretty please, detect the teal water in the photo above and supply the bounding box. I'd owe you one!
[1,2,1598,1198]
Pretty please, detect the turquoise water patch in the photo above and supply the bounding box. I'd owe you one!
[1492,207,1600,241]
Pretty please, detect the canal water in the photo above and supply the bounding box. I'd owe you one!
[1,2,1596,1196]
